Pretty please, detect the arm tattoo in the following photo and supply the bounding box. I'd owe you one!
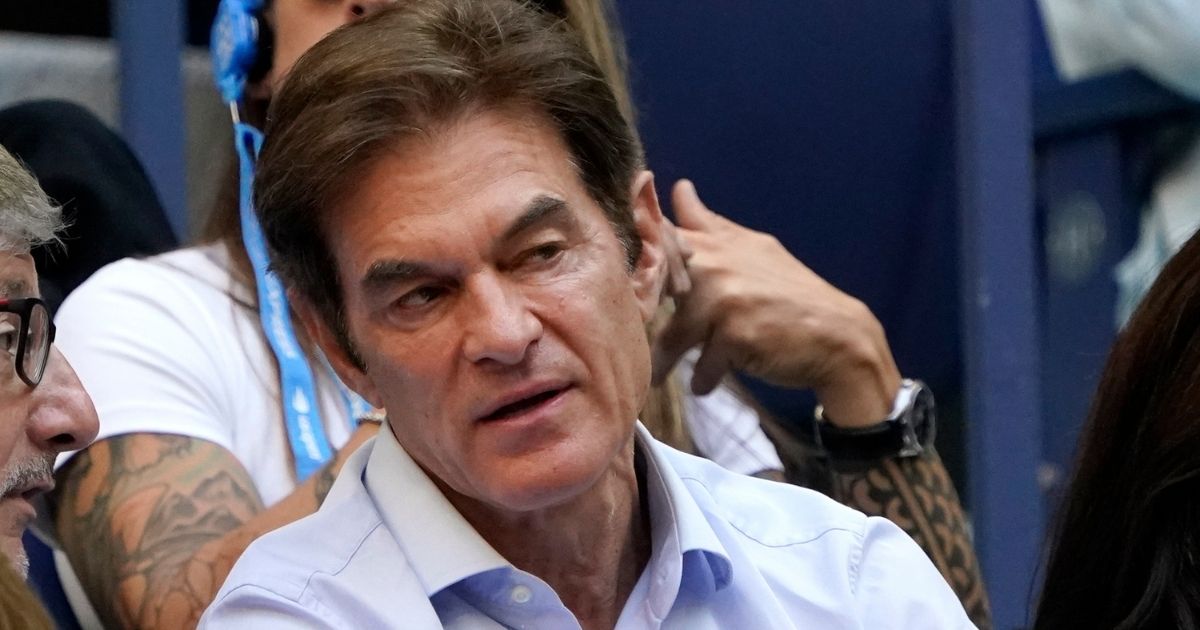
[828,450,993,629]
[52,434,265,630]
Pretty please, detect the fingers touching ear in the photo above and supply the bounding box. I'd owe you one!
[671,179,721,231]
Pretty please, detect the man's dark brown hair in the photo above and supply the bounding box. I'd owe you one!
[255,0,644,361]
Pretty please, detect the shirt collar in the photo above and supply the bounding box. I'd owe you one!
[634,423,733,601]
[364,424,509,597]
[361,421,733,603]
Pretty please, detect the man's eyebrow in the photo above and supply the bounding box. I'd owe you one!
[362,260,435,291]
[500,195,574,243]
[360,196,574,291]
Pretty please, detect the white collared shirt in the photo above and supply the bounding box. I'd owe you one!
[201,424,973,629]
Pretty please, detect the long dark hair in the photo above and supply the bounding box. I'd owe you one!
[1035,228,1200,628]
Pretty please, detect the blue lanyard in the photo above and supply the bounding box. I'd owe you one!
[233,122,365,481]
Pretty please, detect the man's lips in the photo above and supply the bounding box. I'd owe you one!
[476,382,573,423]
[0,478,52,528]
[2,478,53,503]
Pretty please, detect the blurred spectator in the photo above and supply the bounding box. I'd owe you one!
[1039,0,1200,326]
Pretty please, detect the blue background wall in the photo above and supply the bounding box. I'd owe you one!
[618,0,966,489]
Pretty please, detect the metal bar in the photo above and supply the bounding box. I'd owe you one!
[112,0,189,239]
[953,0,1044,625]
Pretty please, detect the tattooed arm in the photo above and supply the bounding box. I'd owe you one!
[51,425,378,630]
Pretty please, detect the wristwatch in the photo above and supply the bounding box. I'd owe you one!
[812,379,936,462]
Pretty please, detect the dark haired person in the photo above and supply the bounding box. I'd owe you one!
[203,2,972,626]
[1033,4,1200,626]
[1034,227,1200,627]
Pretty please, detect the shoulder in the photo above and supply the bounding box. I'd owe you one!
[209,449,444,626]
[664,445,868,546]
[215,477,420,612]
[209,477,441,627]
[661,447,971,624]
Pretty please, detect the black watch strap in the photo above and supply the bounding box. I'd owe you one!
[813,380,936,462]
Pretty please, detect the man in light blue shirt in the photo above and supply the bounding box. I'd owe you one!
[205,420,969,628]
[202,0,974,627]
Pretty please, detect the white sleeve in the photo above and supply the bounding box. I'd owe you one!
[1039,0,1200,98]
[854,517,976,629]
[53,258,245,469]
[200,585,340,629]
[675,350,785,475]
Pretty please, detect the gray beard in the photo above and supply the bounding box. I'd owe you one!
[0,454,53,578]
[9,547,27,579]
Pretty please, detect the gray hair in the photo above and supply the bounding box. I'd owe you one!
[0,145,62,252]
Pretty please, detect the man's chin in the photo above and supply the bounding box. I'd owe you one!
[487,480,590,513]
[478,455,614,514]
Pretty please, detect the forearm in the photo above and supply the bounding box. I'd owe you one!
[54,431,367,630]
[827,450,992,629]
[146,460,337,629]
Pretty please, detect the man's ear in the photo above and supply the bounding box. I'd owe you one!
[628,170,667,323]
[290,290,384,409]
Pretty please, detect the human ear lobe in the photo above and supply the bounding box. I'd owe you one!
[628,170,667,323]
[291,290,384,409]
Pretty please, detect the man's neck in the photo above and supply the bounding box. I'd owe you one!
[446,438,651,630]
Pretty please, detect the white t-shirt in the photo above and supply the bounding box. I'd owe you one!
[46,244,359,627]
[53,244,355,504]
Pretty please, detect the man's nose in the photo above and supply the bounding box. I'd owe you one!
[28,347,99,454]
[461,276,543,367]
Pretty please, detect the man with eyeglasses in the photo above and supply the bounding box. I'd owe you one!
[0,145,98,576]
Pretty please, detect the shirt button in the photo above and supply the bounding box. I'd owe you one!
[510,585,533,605]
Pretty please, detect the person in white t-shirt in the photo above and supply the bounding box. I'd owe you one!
[1038,0,1200,327]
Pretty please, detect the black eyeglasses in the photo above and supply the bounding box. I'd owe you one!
[0,298,55,388]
